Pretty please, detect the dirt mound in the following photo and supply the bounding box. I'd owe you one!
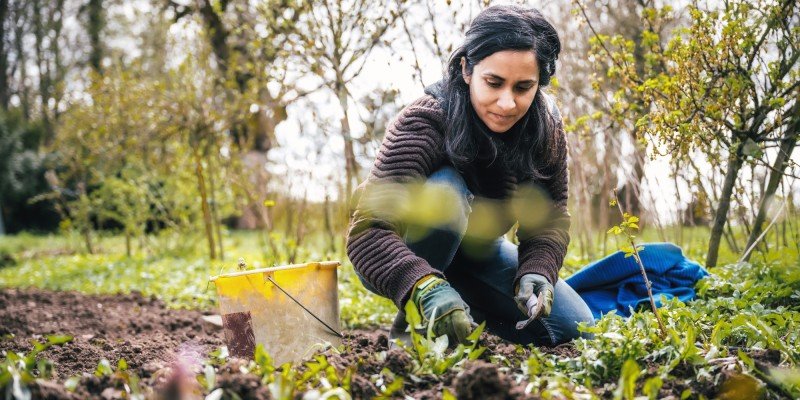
[0,287,224,380]
[455,361,514,400]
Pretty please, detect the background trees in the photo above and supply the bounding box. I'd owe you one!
[580,0,798,266]
[0,0,796,266]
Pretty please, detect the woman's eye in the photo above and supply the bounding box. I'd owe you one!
[487,81,501,88]
[516,85,534,92]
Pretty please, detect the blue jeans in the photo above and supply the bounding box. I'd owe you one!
[357,166,594,346]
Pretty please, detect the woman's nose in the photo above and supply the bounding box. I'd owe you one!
[497,91,515,112]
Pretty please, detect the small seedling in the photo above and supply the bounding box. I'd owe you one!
[0,335,73,399]
[607,189,668,338]
[400,300,486,376]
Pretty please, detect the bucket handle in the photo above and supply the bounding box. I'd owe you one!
[266,276,344,339]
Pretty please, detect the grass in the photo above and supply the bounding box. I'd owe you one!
[0,229,398,326]
[0,224,797,325]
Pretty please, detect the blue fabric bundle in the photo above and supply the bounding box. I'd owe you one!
[565,243,709,319]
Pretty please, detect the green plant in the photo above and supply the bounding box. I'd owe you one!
[91,358,146,399]
[607,189,668,337]
[399,299,486,376]
[0,335,72,399]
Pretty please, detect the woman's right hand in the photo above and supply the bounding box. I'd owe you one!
[409,275,473,345]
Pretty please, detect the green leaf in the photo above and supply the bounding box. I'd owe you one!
[206,388,224,400]
[614,359,641,400]
[64,376,81,392]
[427,307,438,341]
[467,321,485,342]
[95,359,114,377]
[643,376,663,399]
[204,364,217,392]
[254,344,273,372]
[11,373,32,400]
[46,335,74,346]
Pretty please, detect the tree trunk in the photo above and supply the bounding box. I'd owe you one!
[324,194,335,255]
[336,80,359,206]
[195,154,217,260]
[32,0,50,132]
[208,157,224,260]
[86,0,103,74]
[13,3,29,119]
[706,144,745,268]
[0,203,5,235]
[743,131,798,261]
[125,230,131,257]
[673,171,684,245]
[83,228,94,254]
[0,0,9,110]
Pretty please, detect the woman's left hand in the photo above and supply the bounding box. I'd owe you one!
[514,274,554,319]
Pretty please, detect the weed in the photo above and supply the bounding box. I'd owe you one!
[0,335,72,400]
[399,299,486,376]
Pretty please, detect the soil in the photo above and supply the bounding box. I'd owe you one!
[0,288,787,399]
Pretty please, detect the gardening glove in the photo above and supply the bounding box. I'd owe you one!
[514,274,554,330]
[409,275,473,345]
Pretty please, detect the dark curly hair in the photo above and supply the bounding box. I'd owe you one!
[436,5,562,180]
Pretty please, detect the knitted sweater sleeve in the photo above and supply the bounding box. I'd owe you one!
[346,95,446,308]
[515,103,571,287]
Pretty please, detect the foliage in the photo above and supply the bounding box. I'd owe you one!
[581,0,800,267]
[516,259,800,398]
[204,344,355,399]
[0,335,73,400]
[0,110,58,233]
[607,190,667,337]
[89,358,145,400]
[338,264,395,329]
[0,253,219,309]
[400,298,486,376]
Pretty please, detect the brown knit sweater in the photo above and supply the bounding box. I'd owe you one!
[346,94,570,308]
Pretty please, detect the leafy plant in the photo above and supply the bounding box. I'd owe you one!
[607,189,668,337]
[0,335,72,400]
[614,359,640,400]
[92,358,145,399]
[399,299,486,376]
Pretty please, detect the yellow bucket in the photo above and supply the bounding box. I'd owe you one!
[210,261,342,364]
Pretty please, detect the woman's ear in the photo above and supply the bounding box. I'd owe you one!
[461,57,471,85]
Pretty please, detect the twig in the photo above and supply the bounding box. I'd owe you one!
[739,197,788,263]
[612,189,668,338]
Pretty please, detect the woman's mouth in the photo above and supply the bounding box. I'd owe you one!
[489,112,514,122]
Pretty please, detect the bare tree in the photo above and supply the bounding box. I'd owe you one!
[295,0,404,205]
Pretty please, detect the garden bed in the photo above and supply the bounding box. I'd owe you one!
[0,286,793,399]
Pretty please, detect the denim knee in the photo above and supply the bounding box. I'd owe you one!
[549,309,595,344]
[533,280,596,345]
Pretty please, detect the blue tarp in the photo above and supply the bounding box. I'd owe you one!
[565,243,709,319]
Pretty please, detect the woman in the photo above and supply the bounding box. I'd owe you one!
[346,4,593,346]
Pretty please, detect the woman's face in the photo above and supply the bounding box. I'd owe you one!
[462,50,540,134]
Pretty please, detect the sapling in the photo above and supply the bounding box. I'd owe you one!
[607,189,668,338]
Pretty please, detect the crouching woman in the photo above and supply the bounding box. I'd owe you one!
[346,4,593,347]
